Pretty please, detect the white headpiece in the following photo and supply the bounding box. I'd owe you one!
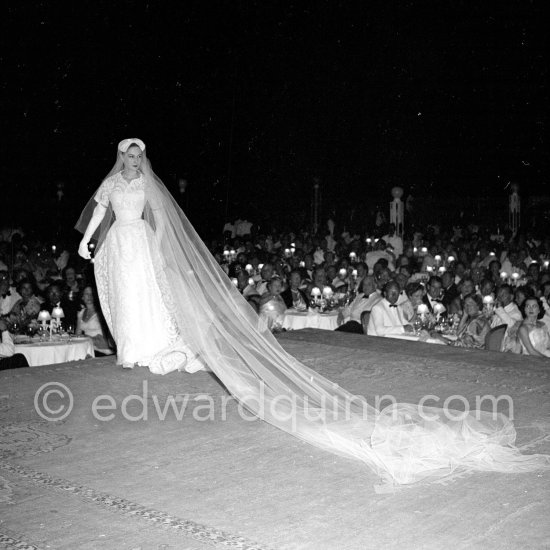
[117,138,146,152]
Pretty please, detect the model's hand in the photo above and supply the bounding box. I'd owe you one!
[78,240,91,260]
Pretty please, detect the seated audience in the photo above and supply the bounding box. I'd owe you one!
[259,277,287,331]
[367,281,414,336]
[42,282,78,330]
[490,284,522,329]
[76,285,114,356]
[435,293,490,349]
[281,270,308,310]
[10,279,43,322]
[0,318,29,370]
[337,275,381,333]
[0,271,21,316]
[503,297,550,357]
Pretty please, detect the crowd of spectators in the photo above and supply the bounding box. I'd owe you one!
[1,217,549,370]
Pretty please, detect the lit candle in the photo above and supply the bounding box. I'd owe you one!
[349,252,357,261]
[500,271,508,281]
[511,272,520,286]
[245,264,253,274]
[299,261,305,268]
[311,287,322,297]
[426,266,433,273]
[258,263,264,270]
[421,247,428,254]
[413,247,418,255]
[339,268,347,278]
[434,254,442,265]
[438,266,446,274]
[223,250,230,257]
[51,245,56,254]
[366,238,372,245]
[544,261,550,270]
[482,295,494,305]
[231,278,238,286]
[447,255,455,264]
[352,269,358,277]
[284,248,291,258]
[290,247,296,255]
[248,277,254,286]
[489,251,496,256]
[322,286,333,297]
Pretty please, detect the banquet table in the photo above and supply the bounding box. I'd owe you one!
[383,332,458,346]
[281,308,343,331]
[15,336,95,367]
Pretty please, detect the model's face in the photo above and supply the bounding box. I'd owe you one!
[122,146,143,171]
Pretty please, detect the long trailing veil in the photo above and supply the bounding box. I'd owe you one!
[76,147,549,488]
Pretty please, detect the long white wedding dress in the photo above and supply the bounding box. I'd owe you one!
[79,156,549,488]
[93,171,200,373]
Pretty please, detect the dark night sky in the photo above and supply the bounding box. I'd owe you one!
[2,1,548,234]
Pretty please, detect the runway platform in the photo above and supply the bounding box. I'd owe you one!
[1,329,549,549]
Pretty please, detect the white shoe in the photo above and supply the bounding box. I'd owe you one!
[122,362,134,369]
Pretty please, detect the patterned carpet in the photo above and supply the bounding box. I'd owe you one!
[1,330,549,549]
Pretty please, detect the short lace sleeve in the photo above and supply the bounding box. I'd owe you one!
[94,178,115,207]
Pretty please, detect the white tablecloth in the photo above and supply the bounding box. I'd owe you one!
[15,337,95,367]
[382,333,457,345]
[282,309,342,331]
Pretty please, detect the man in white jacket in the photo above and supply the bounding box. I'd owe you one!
[367,281,414,336]
[491,284,522,329]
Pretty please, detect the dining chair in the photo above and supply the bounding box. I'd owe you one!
[485,324,507,352]
[361,311,370,334]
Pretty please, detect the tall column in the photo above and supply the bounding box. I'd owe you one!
[509,183,520,234]
[389,186,404,237]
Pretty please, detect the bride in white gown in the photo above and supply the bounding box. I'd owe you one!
[77,139,202,373]
[77,138,549,488]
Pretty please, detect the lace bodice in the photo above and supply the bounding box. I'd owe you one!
[95,172,146,222]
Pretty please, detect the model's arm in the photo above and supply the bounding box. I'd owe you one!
[78,203,107,259]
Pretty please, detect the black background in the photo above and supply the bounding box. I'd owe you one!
[2,1,548,236]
